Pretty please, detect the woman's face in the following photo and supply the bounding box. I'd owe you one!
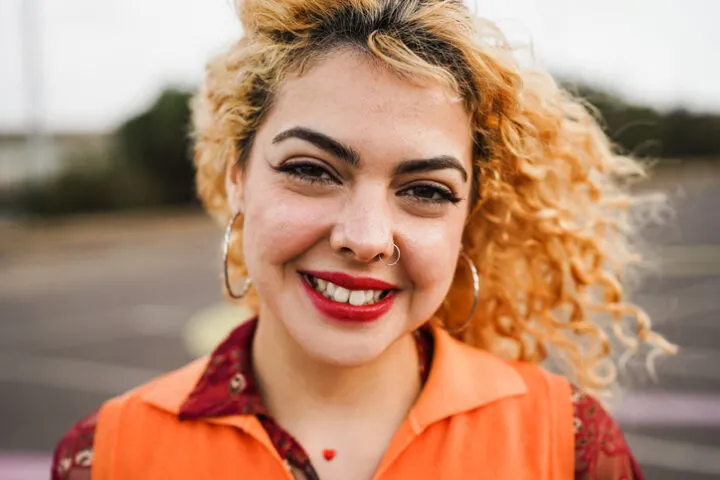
[228,50,474,366]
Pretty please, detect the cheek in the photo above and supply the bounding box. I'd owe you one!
[402,214,465,300]
[241,186,332,273]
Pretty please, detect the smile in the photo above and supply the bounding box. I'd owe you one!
[305,274,391,306]
[299,271,398,323]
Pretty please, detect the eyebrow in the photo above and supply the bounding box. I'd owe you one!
[272,127,360,167]
[272,126,468,182]
[393,156,468,183]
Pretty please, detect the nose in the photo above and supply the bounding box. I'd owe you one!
[329,187,396,264]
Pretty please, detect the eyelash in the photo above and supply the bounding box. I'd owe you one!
[275,161,462,205]
[398,184,462,204]
[275,162,338,185]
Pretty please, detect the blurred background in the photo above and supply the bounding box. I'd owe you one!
[1,0,719,478]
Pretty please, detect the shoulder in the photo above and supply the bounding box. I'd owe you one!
[52,410,98,480]
[51,358,209,479]
[571,385,645,479]
[490,364,645,479]
[51,391,155,480]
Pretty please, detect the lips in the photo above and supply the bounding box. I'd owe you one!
[299,271,397,323]
[302,270,398,291]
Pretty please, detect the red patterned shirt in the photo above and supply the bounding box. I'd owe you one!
[52,318,644,480]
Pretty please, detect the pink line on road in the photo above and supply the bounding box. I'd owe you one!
[0,452,51,480]
[615,391,720,427]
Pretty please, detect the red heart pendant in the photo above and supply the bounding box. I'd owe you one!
[322,449,336,461]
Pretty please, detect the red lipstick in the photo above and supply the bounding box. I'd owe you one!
[302,271,398,291]
[299,271,397,323]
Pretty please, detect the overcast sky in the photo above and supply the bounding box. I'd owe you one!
[1,0,718,132]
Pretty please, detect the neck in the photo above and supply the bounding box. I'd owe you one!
[252,311,421,425]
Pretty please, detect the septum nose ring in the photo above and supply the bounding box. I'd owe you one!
[379,243,401,266]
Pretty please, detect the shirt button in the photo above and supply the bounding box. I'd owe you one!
[75,448,93,467]
[229,372,246,394]
[57,456,71,475]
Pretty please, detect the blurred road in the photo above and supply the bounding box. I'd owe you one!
[1,165,719,479]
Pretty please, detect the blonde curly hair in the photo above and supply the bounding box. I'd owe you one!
[191,0,676,396]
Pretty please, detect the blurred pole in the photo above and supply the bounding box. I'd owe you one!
[21,0,51,181]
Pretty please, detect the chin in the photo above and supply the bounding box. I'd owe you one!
[287,315,400,366]
[275,293,410,367]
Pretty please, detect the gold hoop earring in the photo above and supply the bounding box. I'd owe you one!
[223,212,251,299]
[442,251,480,334]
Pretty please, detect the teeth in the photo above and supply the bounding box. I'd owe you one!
[333,286,350,303]
[349,290,365,306]
[308,275,388,306]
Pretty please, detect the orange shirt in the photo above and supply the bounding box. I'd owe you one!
[90,326,574,479]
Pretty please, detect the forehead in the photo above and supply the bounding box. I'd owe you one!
[259,50,473,164]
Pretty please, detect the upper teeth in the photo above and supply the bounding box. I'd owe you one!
[310,276,386,306]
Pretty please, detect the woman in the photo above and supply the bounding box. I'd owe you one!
[53,0,675,478]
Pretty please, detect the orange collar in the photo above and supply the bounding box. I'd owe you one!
[140,326,527,434]
[407,326,527,434]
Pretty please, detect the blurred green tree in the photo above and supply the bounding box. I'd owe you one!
[566,82,720,159]
[118,88,197,205]
[9,88,196,217]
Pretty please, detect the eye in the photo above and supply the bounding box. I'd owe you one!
[275,161,339,185]
[398,183,462,205]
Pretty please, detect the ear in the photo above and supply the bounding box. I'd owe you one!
[225,158,246,215]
